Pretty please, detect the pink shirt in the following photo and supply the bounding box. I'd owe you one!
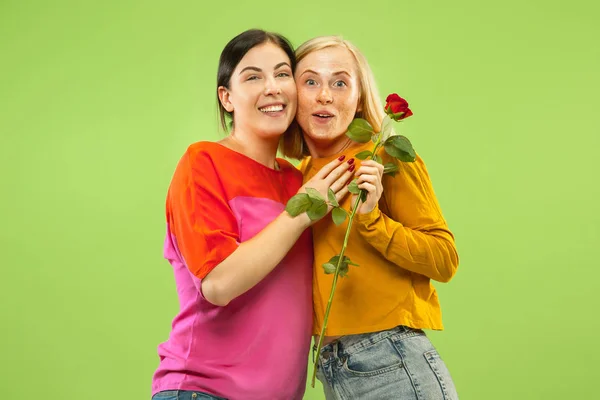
[152,142,313,399]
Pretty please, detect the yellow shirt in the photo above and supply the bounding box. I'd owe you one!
[300,141,459,335]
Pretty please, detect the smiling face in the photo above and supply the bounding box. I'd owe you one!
[218,42,297,140]
[295,46,362,154]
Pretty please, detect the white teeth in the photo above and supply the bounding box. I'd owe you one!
[316,114,332,117]
[259,105,284,113]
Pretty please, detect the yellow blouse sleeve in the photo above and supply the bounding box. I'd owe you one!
[354,154,459,282]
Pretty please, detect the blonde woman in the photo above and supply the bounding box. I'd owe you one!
[282,36,460,399]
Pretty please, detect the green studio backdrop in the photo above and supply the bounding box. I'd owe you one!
[1,0,599,399]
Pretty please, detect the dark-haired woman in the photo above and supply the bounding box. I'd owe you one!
[150,29,358,400]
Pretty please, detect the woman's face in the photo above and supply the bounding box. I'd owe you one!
[219,42,297,139]
[295,46,361,152]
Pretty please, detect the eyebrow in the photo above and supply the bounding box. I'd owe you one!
[239,62,291,75]
[300,69,352,78]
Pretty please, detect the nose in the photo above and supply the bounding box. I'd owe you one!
[316,87,333,104]
[264,77,282,96]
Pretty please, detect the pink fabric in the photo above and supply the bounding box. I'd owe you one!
[152,197,313,400]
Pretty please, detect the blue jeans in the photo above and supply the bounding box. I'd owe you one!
[152,390,226,400]
[315,325,459,399]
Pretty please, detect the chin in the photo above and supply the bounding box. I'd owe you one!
[307,127,335,141]
[261,127,288,139]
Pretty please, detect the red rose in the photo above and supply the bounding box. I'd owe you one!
[385,93,413,121]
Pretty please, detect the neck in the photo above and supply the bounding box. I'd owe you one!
[304,135,358,158]
[221,127,280,169]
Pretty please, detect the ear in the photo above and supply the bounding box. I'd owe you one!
[218,86,234,113]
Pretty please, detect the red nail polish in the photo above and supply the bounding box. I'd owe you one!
[347,158,355,165]
[349,164,355,172]
[338,155,346,161]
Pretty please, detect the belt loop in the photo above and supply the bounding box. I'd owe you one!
[333,341,339,359]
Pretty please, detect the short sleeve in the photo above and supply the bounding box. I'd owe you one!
[167,148,239,280]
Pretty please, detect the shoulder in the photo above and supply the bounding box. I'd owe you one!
[379,152,432,194]
[170,141,226,187]
[185,141,225,163]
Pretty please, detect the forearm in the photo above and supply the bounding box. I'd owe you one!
[356,206,458,282]
[201,211,310,306]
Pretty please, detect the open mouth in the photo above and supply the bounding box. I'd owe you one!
[259,104,286,113]
[313,111,334,119]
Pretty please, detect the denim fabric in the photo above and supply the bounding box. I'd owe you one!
[315,326,458,399]
[152,390,226,400]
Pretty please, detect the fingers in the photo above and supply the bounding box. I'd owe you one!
[313,155,349,179]
[356,174,379,186]
[359,160,385,171]
[323,159,354,186]
[354,161,383,180]
[357,182,377,193]
[334,186,350,203]
[330,166,355,193]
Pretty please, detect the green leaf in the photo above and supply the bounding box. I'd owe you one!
[348,179,360,194]
[322,263,336,274]
[323,255,358,277]
[332,207,348,225]
[307,200,328,220]
[328,188,339,207]
[338,262,349,277]
[354,150,372,160]
[384,135,416,162]
[346,118,374,143]
[380,115,394,142]
[285,193,312,216]
[328,255,341,265]
[360,190,368,203]
[305,187,324,201]
[373,154,383,164]
[383,162,399,177]
[344,256,359,267]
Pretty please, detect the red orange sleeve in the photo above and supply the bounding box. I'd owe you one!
[167,148,239,280]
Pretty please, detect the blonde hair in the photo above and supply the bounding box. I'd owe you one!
[281,36,386,159]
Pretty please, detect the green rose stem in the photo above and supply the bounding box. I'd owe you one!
[311,138,383,387]
[311,191,362,387]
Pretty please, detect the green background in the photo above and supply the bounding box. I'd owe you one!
[1,0,599,399]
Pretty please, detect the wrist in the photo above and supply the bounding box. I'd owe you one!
[355,204,381,224]
[282,209,312,230]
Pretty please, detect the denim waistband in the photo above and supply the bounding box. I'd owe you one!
[315,325,424,363]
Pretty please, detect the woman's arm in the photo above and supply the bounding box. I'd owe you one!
[201,157,354,306]
[354,155,459,283]
[201,211,309,306]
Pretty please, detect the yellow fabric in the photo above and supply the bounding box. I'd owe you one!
[299,141,459,335]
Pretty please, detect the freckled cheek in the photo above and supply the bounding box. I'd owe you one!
[297,88,310,105]
[296,94,311,121]
[296,109,309,128]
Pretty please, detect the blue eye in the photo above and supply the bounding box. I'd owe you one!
[306,79,317,86]
[334,80,347,88]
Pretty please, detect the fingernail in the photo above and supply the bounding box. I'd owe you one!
[347,158,355,165]
[338,155,346,161]
[349,164,355,172]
